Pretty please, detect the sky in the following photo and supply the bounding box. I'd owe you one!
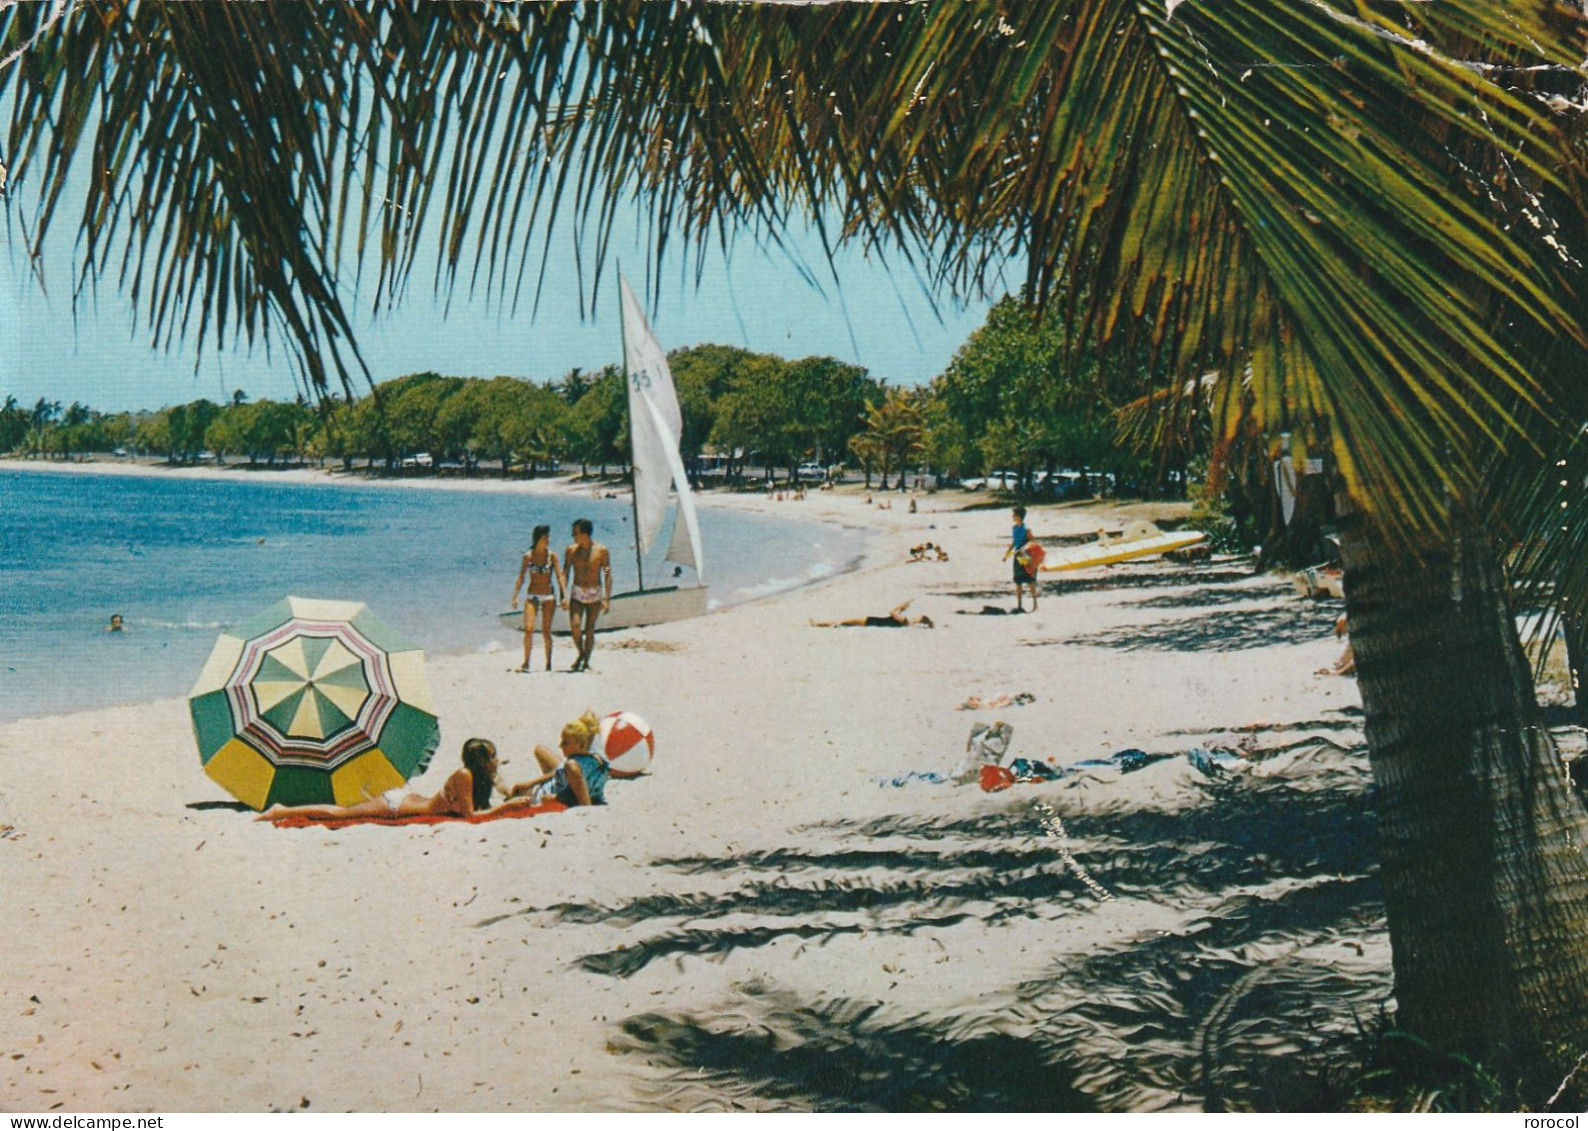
[0,166,998,415]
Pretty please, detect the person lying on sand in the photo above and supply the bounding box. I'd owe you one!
[257,737,503,822]
[503,710,608,807]
[809,600,934,629]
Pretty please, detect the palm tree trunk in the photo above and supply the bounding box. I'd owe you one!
[1340,506,1588,1088]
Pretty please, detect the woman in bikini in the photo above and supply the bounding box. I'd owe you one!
[257,737,502,822]
[509,524,568,672]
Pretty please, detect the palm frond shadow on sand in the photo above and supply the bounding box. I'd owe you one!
[486,736,1393,1111]
[1131,582,1301,610]
[1046,601,1342,652]
[943,567,1258,606]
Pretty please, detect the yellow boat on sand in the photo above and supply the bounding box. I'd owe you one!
[1040,521,1208,572]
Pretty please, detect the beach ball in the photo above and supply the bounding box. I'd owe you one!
[593,710,654,778]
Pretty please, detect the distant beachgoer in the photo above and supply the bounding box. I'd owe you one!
[1002,505,1039,612]
[908,497,917,514]
[258,737,502,822]
[504,711,609,807]
[809,599,934,629]
[1318,614,1356,676]
[510,524,567,672]
[563,518,612,672]
[106,613,126,633]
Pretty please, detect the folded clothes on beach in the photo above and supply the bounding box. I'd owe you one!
[980,746,1260,792]
[980,758,1064,792]
[1069,748,1176,774]
[268,799,567,829]
[879,770,951,788]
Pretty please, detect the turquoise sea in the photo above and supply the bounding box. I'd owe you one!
[0,466,866,723]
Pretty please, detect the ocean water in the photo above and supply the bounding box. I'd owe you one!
[0,467,866,723]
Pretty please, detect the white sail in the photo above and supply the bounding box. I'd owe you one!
[664,511,696,572]
[620,273,705,583]
[638,389,706,583]
[620,275,683,557]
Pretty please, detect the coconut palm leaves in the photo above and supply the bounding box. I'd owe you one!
[5,1,1584,540]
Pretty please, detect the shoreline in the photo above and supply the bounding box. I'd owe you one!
[1,457,907,728]
[2,453,647,499]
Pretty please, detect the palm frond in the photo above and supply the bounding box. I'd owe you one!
[4,0,1586,551]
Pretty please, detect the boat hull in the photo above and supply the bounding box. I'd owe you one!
[1040,531,1207,571]
[499,585,708,634]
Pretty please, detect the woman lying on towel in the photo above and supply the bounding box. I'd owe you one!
[502,710,609,808]
[257,737,503,822]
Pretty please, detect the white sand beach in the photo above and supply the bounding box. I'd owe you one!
[0,481,1381,1112]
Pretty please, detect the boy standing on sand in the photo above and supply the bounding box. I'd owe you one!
[564,517,612,672]
[1001,505,1039,612]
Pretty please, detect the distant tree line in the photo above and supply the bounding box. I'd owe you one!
[3,306,1173,494]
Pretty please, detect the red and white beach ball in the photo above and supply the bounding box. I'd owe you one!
[592,710,655,778]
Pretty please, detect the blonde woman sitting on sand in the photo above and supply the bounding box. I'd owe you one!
[503,710,609,808]
[257,737,503,822]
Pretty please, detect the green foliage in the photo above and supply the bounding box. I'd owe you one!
[921,404,973,483]
[706,350,877,480]
[0,347,881,478]
[669,344,774,459]
[935,296,1149,485]
[1186,458,1248,553]
[852,389,927,489]
[0,396,29,452]
[562,367,628,473]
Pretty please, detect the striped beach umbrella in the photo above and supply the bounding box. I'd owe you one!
[189,597,439,810]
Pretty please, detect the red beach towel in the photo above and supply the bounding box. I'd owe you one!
[269,800,567,829]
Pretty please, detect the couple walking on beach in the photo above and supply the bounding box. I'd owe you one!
[509,518,612,673]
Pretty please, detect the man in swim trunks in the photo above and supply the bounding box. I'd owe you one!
[563,517,611,672]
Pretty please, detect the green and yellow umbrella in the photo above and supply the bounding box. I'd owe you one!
[189,597,440,811]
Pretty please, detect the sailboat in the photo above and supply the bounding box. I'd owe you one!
[500,274,708,634]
